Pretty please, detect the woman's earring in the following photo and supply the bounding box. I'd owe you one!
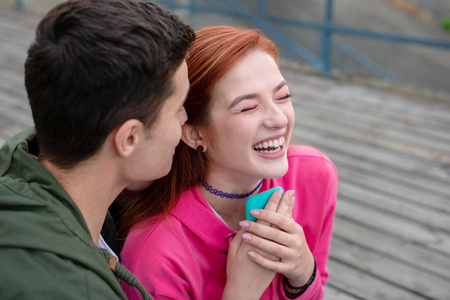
[198,145,207,153]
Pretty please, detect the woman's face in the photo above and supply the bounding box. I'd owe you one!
[203,49,295,184]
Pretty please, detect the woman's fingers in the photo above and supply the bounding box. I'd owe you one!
[246,250,286,273]
[274,190,295,218]
[242,220,301,248]
[237,188,296,264]
[241,221,312,281]
[233,225,280,261]
[228,227,245,254]
[285,190,295,219]
[248,189,294,228]
[247,209,298,234]
[242,231,291,258]
[250,246,280,261]
[256,189,283,227]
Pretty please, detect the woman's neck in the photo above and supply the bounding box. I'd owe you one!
[200,178,264,231]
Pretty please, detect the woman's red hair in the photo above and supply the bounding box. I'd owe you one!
[119,26,278,241]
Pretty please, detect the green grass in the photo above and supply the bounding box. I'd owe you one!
[441,16,450,31]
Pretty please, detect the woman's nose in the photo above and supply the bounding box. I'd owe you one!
[262,103,289,129]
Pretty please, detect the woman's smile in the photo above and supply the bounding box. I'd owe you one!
[252,136,285,154]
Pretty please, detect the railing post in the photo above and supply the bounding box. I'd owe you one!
[321,0,334,73]
[15,0,24,11]
[190,0,197,15]
[185,0,196,24]
[257,0,267,18]
[164,0,175,10]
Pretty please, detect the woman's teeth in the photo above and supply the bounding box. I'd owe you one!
[253,137,285,153]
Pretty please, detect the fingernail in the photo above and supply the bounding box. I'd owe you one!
[287,190,295,202]
[239,221,249,228]
[242,233,252,241]
[250,210,260,216]
[248,251,256,259]
[276,190,283,197]
[290,197,295,207]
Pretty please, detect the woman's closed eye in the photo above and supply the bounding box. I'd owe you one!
[241,105,258,112]
[276,94,291,101]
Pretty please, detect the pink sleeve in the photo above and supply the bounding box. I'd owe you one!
[276,271,324,300]
[314,157,337,286]
[301,157,337,299]
[277,147,338,299]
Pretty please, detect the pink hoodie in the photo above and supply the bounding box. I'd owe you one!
[122,146,338,299]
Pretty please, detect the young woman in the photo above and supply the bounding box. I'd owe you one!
[120,26,338,300]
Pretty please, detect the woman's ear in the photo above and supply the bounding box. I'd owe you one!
[181,123,206,151]
[114,119,143,158]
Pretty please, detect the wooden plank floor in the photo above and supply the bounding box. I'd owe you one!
[283,70,450,299]
[1,8,450,300]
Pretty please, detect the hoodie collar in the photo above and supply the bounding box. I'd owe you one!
[171,181,272,252]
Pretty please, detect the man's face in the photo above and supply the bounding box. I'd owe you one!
[132,60,189,183]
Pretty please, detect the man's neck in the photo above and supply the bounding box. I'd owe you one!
[39,158,125,245]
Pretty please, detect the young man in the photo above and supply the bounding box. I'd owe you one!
[0,0,195,299]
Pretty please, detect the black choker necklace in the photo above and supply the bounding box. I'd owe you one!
[201,179,264,199]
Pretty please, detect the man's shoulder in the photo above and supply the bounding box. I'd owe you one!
[0,247,124,300]
[0,180,125,299]
[1,128,36,175]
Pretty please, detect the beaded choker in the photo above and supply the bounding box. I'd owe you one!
[201,179,264,199]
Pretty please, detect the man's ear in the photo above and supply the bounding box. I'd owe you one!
[114,119,143,158]
[181,123,205,151]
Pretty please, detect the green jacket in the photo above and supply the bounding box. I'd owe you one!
[0,128,150,299]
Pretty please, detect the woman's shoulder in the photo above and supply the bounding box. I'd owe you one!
[284,144,338,181]
[274,145,338,206]
[122,187,211,256]
[288,145,334,166]
[121,214,188,269]
[123,216,177,248]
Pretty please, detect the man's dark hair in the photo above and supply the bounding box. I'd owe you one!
[25,0,195,168]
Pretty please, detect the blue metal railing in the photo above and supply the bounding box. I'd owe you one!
[155,0,450,81]
[262,0,450,78]
[14,0,24,11]
[158,0,450,81]
[15,0,450,80]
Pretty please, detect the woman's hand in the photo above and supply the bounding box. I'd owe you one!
[222,228,276,300]
[223,190,286,300]
[238,190,315,288]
